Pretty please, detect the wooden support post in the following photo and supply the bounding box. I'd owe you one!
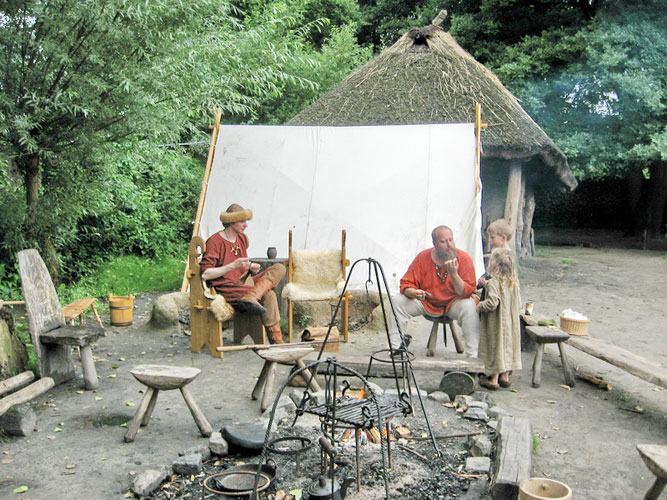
[504,161,523,250]
[532,344,545,388]
[124,387,155,442]
[80,344,99,390]
[521,188,536,257]
[180,386,213,437]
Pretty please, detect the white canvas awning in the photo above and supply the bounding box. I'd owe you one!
[199,123,484,290]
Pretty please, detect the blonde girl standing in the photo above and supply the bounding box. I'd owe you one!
[476,247,522,390]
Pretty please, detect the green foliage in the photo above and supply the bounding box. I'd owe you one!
[57,254,184,307]
[561,258,575,265]
[533,434,540,453]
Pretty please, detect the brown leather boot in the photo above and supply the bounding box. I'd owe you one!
[267,323,284,344]
[235,277,274,315]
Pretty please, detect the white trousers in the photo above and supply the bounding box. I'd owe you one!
[387,294,480,358]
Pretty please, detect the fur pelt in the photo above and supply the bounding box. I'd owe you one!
[220,209,252,224]
[282,249,344,301]
[210,295,234,322]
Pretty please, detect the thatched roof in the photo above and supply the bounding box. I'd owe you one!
[289,25,576,190]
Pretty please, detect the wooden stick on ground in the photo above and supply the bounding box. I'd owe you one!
[0,371,35,398]
[217,340,344,352]
[413,430,484,441]
[0,377,54,417]
[575,368,612,391]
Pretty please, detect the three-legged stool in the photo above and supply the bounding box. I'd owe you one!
[424,314,464,356]
[124,365,213,442]
[525,326,575,388]
[637,444,667,500]
[252,347,320,412]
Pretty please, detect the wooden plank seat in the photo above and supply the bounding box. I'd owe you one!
[124,365,213,442]
[252,346,320,412]
[524,325,575,388]
[18,249,105,390]
[62,297,103,328]
[424,314,464,356]
[637,444,667,500]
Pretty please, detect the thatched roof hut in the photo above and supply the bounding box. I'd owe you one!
[289,24,577,254]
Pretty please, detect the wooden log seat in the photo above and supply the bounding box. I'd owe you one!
[637,444,667,500]
[524,325,575,388]
[187,236,266,359]
[124,365,213,442]
[424,314,464,356]
[491,416,533,499]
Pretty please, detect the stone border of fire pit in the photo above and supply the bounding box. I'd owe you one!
[128,389,532,499]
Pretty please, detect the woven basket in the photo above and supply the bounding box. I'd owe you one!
[558,315,590,336]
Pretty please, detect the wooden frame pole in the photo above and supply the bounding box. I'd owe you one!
[474,103,488,196]
[181,109,222,292]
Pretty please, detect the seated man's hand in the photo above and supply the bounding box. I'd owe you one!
[405,288,429,301]
[445,258,459,274]
[233,257,251,271]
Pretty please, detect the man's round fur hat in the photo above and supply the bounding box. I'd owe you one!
[220,203,253,225]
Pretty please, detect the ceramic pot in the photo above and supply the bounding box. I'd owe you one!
[267,247,277,259]
[519,478,572,500]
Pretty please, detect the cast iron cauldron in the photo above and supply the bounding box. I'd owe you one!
[307,476,355,500]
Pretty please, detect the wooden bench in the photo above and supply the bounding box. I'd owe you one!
[637,444,667,500]
[524,325,575,388]
[18,249,105,390]
[522,313,667,389]
[62,298,103,328]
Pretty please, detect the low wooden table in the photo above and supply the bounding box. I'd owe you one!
[124,365,212,442]
[62,298,103,328]
[637,444,667,500]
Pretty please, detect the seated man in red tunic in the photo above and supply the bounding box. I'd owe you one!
[388,225,481,358]
[200,204,286,344]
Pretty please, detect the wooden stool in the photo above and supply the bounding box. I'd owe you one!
[525,326,575,388]
[252,347,320,412]
[424,314,464,356]
[637,444,667,500]
[62,298,103,328]
[124,365,212,442]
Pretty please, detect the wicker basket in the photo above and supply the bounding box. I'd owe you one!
[558,314,590,336]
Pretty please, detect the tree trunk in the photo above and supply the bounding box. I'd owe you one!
[22,154,62,283]
[646,161,667,239]
[504,161,523,251]
[625,165,645,236]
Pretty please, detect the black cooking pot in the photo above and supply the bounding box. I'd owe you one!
[307,475,355,500]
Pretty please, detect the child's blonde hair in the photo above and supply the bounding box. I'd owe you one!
[487,247,516,288]
[487,219,512,239]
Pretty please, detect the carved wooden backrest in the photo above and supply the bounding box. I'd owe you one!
[17,249,66,375]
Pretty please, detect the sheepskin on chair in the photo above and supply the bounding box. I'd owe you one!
[282,249,345,301]
[210,294,234,322]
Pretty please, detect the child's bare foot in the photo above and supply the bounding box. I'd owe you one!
[499,372,512,388]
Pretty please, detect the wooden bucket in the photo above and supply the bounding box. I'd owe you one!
[519,478,572,500]
[109,294,135,326]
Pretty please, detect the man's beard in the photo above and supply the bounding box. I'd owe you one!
[436,247,456,261]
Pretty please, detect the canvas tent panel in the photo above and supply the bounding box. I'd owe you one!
[199,124,483,290]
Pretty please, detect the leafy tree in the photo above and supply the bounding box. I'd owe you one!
[0,0,319,281]
[517,0,666,236]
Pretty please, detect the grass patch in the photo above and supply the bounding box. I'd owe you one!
[533,434,540,453]
[561,258,575,265]
[57,254,184,307]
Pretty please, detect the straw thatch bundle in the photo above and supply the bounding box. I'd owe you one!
[289,25,576,190]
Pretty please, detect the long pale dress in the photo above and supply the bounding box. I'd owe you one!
[478,278,522,375]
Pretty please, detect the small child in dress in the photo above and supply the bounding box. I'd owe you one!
[476,247,522,389]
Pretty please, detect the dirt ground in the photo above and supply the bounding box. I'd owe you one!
[0,245,665,500]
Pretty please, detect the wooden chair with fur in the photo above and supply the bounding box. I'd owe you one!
[187,236,265,359]
[282,230,351,344]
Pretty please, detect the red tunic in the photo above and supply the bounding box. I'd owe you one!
[199,232,262,303]
[399,248,477,315]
